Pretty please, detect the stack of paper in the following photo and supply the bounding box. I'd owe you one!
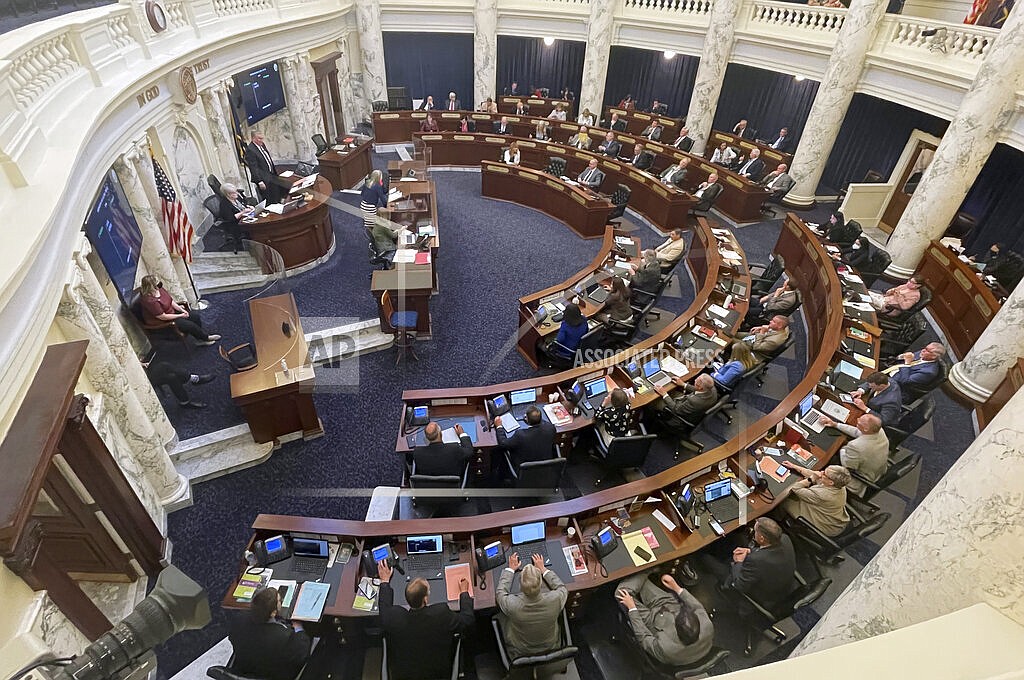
[353,577,379,612]
[543,403,572,426]
[441,427,464,443]
[392,250,416,264]
[292,581,331,621]
[563,545,588,576]
[660,355,688,377]
[445,564,474,600]
[267,579,298,608]
[232,567,272,602]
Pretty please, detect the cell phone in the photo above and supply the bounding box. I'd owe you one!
[840,394,855,404]
[776,464,788,476]
[709,518,725,536]
[633,545,652,561]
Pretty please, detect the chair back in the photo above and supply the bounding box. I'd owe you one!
[515,457,567,489]
[763,334,796,363]
[862,249,891,287]
[611,184,631,207]
[203,195,221,218]
[380,290,396,323]
[372,100,389,111]
[409,474,463,491]
[129,290,146,323]
[207,174,222,194]
[603,433,656,469]
[886,396,935,449]
[866,453,921,502]
[296,161,316,176]
[835,511,890,552]
[547,157,567,176]
[578,325,607,354]
[207,666,269,680]
[773,577,832,620]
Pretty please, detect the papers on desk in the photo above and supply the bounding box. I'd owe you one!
[399,177,416,181]
[652,509,677,533]
[720,248,743,262]
[441,427,463,444]
[854,353,876,368]
[280,170,295,178]
[265,203,286,214]
[622,531,657,567]
[563,545,588,576]
[392,250,416,264]
[712,228,730,237]
[660,355,688,377]
[707,303,730,319]
[232,567,272,602]
[291,581,331,621]
[331,144,348,152]
[352,577,379,612]
[498,412,520,432]
[820,399,851,422]
[387,188,404,202]
[417,224,436,236]
[839,271,864,284]
[844,301,875,312]
[445,564,474,600]
[543,403,573,426]
[614,236,634,246]
[268,579,298,608]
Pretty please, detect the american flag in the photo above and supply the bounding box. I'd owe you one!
[152,156,195,262]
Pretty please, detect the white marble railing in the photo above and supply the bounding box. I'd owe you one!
[165,1,191,31]
[886,18,995,61]
[748,0,844,33]
[212,0,276,16]
[621,0,712,16]
[8,32,82,111]
[106,13,136,51]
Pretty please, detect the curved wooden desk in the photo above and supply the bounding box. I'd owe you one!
[480,161,613,239]
[223,216,878,624]
[372,111,769,223]
[600,105,683,139]
[246,177,335,270]
[416,132,695,231]
[499,95,573,118]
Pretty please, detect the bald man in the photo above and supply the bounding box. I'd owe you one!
[654,374,719,421]
[411,422,472,477]
[819,413,889,497]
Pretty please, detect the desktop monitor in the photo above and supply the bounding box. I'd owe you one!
[233,61,287,126]
[704,479,732,502]
[511,521,545,545]
[642,357,661,379]
[798,392,814,417]
[584,377,608,400]
[407,535,443,554]
[83,169,144,304]
[510,388,535,406]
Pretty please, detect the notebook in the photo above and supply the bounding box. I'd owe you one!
[291,581,331,621]
[445,563,474,600]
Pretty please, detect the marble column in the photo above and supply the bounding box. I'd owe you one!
[71,239,177,449]
[354,0,388,106]
[200,82,244,186]
[795,383,1024,654]
[112,145,188,303]
[282,53,324,162]
[884,8,1024,276]
[948,282,1024,400]
[682,0,745,155]
[578,0,615,121]
[785,0,889,206]
[127,148,197,304]
[56,264,191,511]
[473,0,498,108]
[335,37,365,133]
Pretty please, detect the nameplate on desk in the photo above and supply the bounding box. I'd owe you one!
[546,145,564,153]
[574,152,590,160]
[472,113,490,120]
[440,113,461,118]
[652,184,668,198]
[521,172,539,181]
[699,163,715,173]
[411,112,426,118]
[275,365,314,385]
[527,99,545,105]
[764,150,784,161]
[490,165,510,174]
[420,134,443,140]
[454,135,476,141]
[725,176,744,188]
[379,113,400,119]
[429,397,469,406]
[558,124,575,131]
[572,192,586,204]
[546,179,564,190]
[484,136,506,143]
[628,171,645,182]
[975,295,994,316]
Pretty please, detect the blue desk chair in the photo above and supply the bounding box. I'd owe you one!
[381,291,418,364]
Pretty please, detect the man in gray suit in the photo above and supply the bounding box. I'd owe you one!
[616,571,714,667]
[496,553,568,660]
[759,163,795,204]
[577,158,605,190]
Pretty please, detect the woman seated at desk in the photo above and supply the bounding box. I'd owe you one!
[577,108,595,126]
[710,142,738,167]
[548,103,567,121]
[595,388,632,444]
[548,303,588,355]
[479,97,498,114]
[532,120,551,141]
[420,114,439,132]
[711,342,760,389]
[503,141,522,166]
[600,278,634,323]
[217,182,252,248]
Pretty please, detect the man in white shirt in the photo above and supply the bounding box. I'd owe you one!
[770,127,791,152]
[577,158,605,189]
[418,95,435,111]
[660,158,690,187]
[669,127,694,152]
[655,228,686,266]
[737,148,764,181]
[818,413,889,497]
[759,163,795,202]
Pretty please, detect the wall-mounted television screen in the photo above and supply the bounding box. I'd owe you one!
[83,169,144,304]
[234,61,287,126]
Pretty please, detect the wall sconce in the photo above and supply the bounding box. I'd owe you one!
[543,37,555,46]
[663,50,676,59]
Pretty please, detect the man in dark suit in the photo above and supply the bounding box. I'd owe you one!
[604,113,627,131]
[597,132,621,158]
[227,588,311,680]
[244,131,284,204]
[493,116,512,134]
[733,119,752,139]
[736,148,765,182]
[668,127,694,152]
[412,422,472,476]
[577,158,605,189]
[851,372,903,427]
[377,559,473,680]
[888,342,945,400]
[509,81,520,96]
[514,101,529,116]
[654,374,718,422]
[446,91,461,111]
[629,144,654,170]
[722,517,796,610]
[692,173,723,212]
[660,158,690,187]
[494,406,556,470]
[417,95,436,111]
[769,127,791,152]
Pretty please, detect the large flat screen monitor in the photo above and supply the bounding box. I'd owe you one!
[83,169,144,304]
[234,61,287,126]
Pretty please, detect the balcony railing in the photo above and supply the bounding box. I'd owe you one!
[748,1,845,33]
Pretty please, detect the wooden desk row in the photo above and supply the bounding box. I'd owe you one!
[499,95,574,118]
[371,110,770,223]
[600,105,683,139]
[706,129,794,172]
[316,137,374,190]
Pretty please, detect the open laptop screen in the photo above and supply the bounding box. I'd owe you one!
[511,521,545,545]
[510,388,535,406]
[584,378,608,400]
[642,357,661,378]
[407,535,442,554]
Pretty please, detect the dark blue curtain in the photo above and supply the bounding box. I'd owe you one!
[382,32,474,106]
[711,63,819,145]
[602,47,699,119]
[960,143,1024,254]
[820,93,948,193]
[496,36,585,99]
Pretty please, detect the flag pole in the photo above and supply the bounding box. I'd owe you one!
[183,258,210,310]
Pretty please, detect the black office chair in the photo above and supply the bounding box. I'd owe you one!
[603,311,644,348]
[592,425,656,486]
[689,189,721,217]
[546,157,567,176]
[786,511,891,566]
[719,361,765,417]
[607,184,631,224]
[656,392,731,458]
[860,248,891,288]
[630,275,668,324]
[295,161,317,177]
[899,360,948,405]
[208,654,306,680]
[605,604,729,679]
[207,173,222,195]
[372,100,389,112]
[848,452,922,520]
[203,195,243,253]
[883,396,935,453]
[541,325,605,370]
[408,461,469,515]
[754,335,796,386]
[507,456,567,496]
[879,313,928,361]
[721,573,832,656]
[749,254,785,297]
[311,133,329,156]
[878,286,932,331]
[989,251,1024,291]
[365,229,392,271]
[382,634,461,680]
[492,609,578,679]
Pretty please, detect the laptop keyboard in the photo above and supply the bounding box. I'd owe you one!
[407,552,443,574]
[292,556,327,577]
[511,542,551,566]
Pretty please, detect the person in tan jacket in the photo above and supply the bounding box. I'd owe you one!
[779,463,852,537]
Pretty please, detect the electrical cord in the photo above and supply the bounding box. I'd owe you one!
[11,658,74,680]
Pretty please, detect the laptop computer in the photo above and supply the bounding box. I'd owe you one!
[510,521,551,565]
[642,357,673,388]
[832,359,864,393]
[587,281,609,304]
[510,388,537,420]
[704,479,741,523]
[581,377,609,412]
[290,537,329,581]
[405,534,444,580]
[797,392,827,433]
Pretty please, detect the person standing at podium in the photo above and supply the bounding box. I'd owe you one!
[360,170,388,234]
[244,131,284,205]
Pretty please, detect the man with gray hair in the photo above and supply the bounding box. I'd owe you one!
[496,552,567,660]
[629,249,661,293]
[653,374,718,422]
[779,462,851,537]
[887,342,946,400]
[723,517,796,610]
[819,413,889,497]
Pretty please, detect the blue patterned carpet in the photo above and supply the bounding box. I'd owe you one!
[155,159,976,678]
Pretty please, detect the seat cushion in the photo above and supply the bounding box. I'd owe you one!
[390,310,419,328]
